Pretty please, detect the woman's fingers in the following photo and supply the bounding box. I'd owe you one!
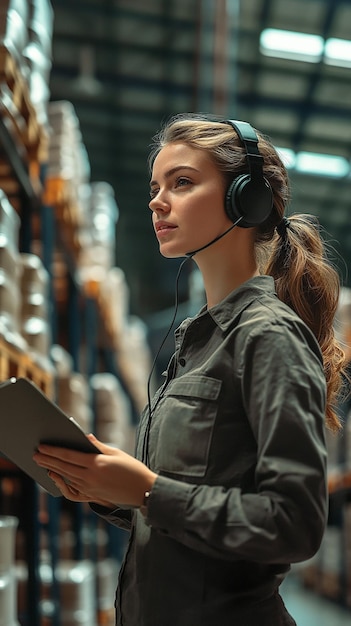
[35,444,96,467]
[47,470,119,507]
[34,451,81,474]
[35,436,119,468]
[33,442,157,508]
[34,446,119,498]
[86,434,122,456]
[33,452,93,491]
[48,471,91,502]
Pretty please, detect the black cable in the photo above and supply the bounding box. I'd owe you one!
[141,215,243,465]
[142,255,194,465]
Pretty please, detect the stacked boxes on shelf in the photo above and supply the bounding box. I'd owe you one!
[0,5,152,624]
[45,99,91,251]
[19,252,52,371]
[56,370,93,436]
[0,188,54,396]
[45,99,152,411]
[0,0,54,194]
[78,181,119,284]
[0,516,19,626]
[23,0,54,129]
[91,372,133,451]
[0,189,23,351]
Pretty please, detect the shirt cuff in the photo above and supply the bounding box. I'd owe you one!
[145,474,194,534]
[89,502,133,526]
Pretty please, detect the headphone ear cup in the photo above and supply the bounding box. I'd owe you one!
[225,174,273,228]
[225,175,249,223]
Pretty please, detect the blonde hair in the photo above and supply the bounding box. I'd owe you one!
[150,113,347,431]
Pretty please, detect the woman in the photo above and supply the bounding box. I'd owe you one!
[34,113,346,625]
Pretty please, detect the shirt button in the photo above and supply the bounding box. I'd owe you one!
[179,357,186,366]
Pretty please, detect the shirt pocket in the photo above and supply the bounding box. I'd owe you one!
[153,374,222,478]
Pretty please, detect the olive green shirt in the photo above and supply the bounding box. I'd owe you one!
[94,275,327,626]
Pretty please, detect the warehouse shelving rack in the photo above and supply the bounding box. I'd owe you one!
[0,91,131,625]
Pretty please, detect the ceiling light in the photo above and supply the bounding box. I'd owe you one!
[325,37,351,67]
[276,147,296,169]
[276,148,350,177]
[295,152,349,177]
[260,29,324,63]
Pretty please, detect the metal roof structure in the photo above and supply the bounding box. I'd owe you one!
[50,0,351,317]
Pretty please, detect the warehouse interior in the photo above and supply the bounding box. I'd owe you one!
[50,0,351,318]
[0,0,350,624]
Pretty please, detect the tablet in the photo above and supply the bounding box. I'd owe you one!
[0,377,100,496]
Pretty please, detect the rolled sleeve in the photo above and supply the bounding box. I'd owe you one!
[145,474,192,533]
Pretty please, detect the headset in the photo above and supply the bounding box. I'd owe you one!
[224,120,273,228]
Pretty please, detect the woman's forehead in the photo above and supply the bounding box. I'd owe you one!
[151,142,213,175]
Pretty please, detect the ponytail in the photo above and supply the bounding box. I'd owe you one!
[264,215,346,431]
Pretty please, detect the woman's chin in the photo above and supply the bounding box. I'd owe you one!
[159,245,187,259]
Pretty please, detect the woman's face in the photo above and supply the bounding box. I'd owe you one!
[149,142,232,258]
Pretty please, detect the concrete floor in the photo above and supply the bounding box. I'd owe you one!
[281,574,351,626]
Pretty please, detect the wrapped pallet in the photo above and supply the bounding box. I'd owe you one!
[0,190,25,350]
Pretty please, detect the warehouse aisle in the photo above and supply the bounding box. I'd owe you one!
[281,574,351,626]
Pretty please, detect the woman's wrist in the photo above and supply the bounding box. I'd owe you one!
[139,490,151,517]
[139,471,157,515]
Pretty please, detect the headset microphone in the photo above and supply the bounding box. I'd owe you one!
[185,215,243,258]
[143,213,243,464]
[187,119,273,257]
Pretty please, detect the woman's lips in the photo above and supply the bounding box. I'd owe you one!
[155,222,177,238]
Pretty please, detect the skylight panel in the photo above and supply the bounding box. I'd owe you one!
[295,152,349,177]
[276,148,350,177]
[260,29,324,63]
[324,38,351,67]
[260,29,351,69]
[276,147,296,169]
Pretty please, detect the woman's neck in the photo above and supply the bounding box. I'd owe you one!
[204,266,259,309]
[193,230,259,308]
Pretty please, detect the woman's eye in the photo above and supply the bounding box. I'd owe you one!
[176,177,191,188]
[149,188,159,199]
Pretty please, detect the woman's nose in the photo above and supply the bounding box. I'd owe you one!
[149,192,170,213]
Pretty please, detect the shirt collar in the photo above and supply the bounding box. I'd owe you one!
[205,275,277,331]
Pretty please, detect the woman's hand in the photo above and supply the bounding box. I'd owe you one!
[33,434,157,508]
